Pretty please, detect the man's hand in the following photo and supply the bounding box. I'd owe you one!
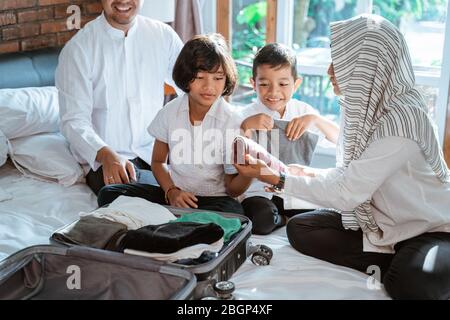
[167,189,198,209]
[96,146,136,185]
[285,114,317,141]
[241,113,274,137]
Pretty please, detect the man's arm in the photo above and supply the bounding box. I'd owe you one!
[56,42,135,184]
[56,42,106,170]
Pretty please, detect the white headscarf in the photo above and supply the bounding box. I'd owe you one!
[330,14,450,232]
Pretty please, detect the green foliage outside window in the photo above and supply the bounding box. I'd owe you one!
[232,0,447,115]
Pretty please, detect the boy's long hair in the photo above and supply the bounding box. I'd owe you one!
[173,33,237,96]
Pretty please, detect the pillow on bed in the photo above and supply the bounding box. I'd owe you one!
[0,86,59,139]
[8,133,83,187]
[0,130,7,167]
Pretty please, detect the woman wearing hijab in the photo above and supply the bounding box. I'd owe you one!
[235,14,450,299]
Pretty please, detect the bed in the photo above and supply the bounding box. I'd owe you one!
[0,49,389,300]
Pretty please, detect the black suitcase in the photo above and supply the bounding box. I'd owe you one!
[0,245,196,300]
[46,206,269,299]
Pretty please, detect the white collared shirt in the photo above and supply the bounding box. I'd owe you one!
[284,136,450,253]
[148,94,241,196]
[56,13,183,173]
[239,99,326,202]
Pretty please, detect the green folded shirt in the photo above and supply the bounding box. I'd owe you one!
[172,212,241,243]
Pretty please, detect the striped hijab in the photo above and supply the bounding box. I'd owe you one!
[330,14,450,232]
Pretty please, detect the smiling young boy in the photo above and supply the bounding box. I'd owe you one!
[239,43,340,235]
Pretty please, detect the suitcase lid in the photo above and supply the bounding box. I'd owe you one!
[0,245,196,300]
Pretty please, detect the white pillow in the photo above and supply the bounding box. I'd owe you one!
[0,129,7,167]
[0,86,59,139]
[8,133,83,187]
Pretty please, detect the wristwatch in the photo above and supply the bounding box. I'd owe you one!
[272,171,286,193]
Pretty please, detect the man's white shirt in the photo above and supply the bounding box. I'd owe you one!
[56,13,183,173]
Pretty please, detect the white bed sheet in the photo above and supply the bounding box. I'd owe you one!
[0,162,389,299]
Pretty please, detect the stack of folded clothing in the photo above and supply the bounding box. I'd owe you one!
[51,215,128,250]
[52,196,177,250]
[121,212,242,263]
[121,222,224,262]
[233,135,288,173]
[172,212,241,243]
[52,197,244,264]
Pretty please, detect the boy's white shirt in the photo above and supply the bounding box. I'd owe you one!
[238,98,326,209]
[148,94,240,197]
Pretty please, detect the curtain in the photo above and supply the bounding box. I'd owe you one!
[173,0,203,43]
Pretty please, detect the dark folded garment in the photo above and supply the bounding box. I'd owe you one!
[120,222,224,254]
[51,216,128,250]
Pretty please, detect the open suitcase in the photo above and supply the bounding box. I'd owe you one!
[0,205,272,300]
[0,245,196,300]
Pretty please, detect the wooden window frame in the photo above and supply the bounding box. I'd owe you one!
[216,0,277,44]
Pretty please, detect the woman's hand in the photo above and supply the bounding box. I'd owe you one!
[167,189,198,209]
[285,114,317,141]
[234,154,280,185]
[287,164,316,177]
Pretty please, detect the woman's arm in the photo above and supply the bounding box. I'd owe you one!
[284,137,419,210]
[236,137,420,211]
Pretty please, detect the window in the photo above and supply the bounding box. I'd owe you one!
[292,0,450,137]
[210,0,450,164]
[231,0,268,105]
[226,1,449,123]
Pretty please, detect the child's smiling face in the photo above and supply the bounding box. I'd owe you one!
[252,64,301,114]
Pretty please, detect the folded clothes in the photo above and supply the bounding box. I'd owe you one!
[120,222,224,254]
[124,238,224,263]
[269,120,319,166]
[51,216,127,250]
[80,195,176,230]
[233,135,288,173]
[173,212,241,243]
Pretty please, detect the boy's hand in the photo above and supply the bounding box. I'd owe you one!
[167,189,198,209]
[285,114,317,141]
[241,113,274,137]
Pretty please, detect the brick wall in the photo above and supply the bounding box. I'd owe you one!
[0,0,103,54]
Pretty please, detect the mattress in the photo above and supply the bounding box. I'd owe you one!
[0,162,389,299]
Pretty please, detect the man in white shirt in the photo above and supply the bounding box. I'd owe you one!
[56,0,183,197]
